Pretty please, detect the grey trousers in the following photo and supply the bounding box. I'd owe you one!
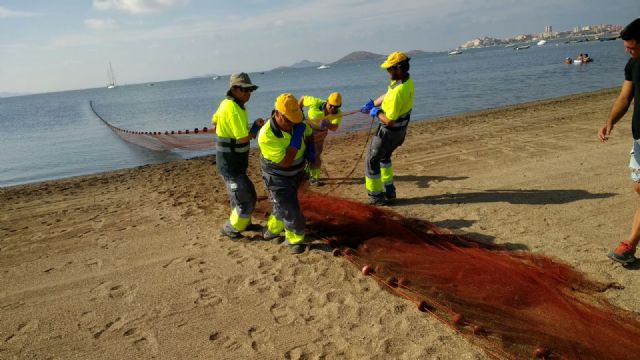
[217,150,256,230]
[365,125,407,194]
[262,172,305,236]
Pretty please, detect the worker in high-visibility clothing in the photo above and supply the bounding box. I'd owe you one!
[212,73,264,239]
[258,93,315,254]
[360,51,414,205]
[298,92,342,186]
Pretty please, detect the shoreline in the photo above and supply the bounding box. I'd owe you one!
[2,87,639,359]
[1,87,621,190]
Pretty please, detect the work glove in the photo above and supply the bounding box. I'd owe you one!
[304,142,316,164]
[319,119,329,130]
[249,118,264,136]
[369,107,382,118]
[289,123,306,150]
[360,99,374,114]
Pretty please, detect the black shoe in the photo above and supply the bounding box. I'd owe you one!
[262,229,281,241]
[221,226,242,240]
[289,244,306,254]
[368,196,388,206]
[384,184,396,200]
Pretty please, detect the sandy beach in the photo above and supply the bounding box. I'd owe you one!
[2,88,640,359]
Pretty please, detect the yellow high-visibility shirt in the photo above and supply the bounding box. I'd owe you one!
[211,97,249,139]
[258,118,312,164]
[381,77,414,120]
[303,96,342,129]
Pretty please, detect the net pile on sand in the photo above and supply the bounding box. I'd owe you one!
[299,191,640,360]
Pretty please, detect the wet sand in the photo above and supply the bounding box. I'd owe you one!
[1,88,639,359]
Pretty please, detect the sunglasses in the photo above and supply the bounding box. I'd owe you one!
[235,86,254,93]
[328,104,341,109]
[277,111,292,123]
[386,65,402,72]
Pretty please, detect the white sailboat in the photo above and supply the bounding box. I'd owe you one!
[107,62,116,89]
[317,64,330,70]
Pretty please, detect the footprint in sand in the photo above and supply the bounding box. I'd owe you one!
[89,281,136,302]
[284,344,321,360]
[247,326,270,352]
[163,256,211,273]
[207,330,250,353]
[97,236,119,250]
[90,218,105,231]
[85,258,103,270]
[92,318,119,339]
[4,319,39,344]
[269,303,296,325]
[131,331,159,354]
[194,287,225,306]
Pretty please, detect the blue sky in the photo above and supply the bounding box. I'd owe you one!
[0,0,637,94]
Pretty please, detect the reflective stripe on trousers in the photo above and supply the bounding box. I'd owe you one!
[217,146,256,232]
[222,173,257,231]
[365,125,407,196]
[262,171,305,244]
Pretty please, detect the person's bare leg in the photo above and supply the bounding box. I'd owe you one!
[625,183,640,248]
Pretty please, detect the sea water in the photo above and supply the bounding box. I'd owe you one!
[0,40,630,187]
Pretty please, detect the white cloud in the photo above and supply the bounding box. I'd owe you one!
[93,0,188,14]
[84,18,118,30]
[0,5,36,19]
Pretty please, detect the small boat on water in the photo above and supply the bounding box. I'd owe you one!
[106,62,116,89]
[514,45,530,50]
[317,64,330,70]
[448,50,463,55]
[212,76,219,80]
[537,40,547,46]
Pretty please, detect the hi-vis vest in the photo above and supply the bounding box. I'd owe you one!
[212,97,250,154]
[381,76,414,128]
[303,96,342,130]
[258,117,312,177]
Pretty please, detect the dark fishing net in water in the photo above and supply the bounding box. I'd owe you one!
[90,100,217,151]
[298,191,640,360]
[90,101,372,152]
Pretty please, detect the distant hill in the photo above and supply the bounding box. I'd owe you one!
[268,50,429,73]
[271,59,323,72]
[332,51,384,64]
[290,60,323,69]
[405,50,428,57]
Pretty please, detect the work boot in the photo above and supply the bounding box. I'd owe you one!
[385,184,396,200]
[289,244,306,254]
[309,177,323,186]
[607,242,637,265]
[262,229,281,241]
[368,195,388,206]
[221,222,242,240]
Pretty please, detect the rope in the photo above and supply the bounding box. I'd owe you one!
[90,100,216,136]
[323,114,376,194]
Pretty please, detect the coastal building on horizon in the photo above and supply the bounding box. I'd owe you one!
[460,23,623,49]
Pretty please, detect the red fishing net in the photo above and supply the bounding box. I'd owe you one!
[90,100,217,151]
[298,190,640,360]
[90,100,372,152]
